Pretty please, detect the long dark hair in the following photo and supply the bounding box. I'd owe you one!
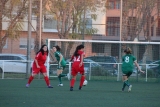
[36,44,48,55]
[53,45,61,52]
[73,44,84,57]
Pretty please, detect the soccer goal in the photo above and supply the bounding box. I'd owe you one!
[47,39,160,82]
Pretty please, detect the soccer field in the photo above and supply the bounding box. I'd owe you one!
[0,79,160,107]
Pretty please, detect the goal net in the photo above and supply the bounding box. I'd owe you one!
[47,39,160,82]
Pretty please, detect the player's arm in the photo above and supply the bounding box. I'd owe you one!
[79,53,84,67]
[134,60,145,73]
[34,52,41,68]
[34,59,40,68]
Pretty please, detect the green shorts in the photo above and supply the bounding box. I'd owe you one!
[122,71,132,77]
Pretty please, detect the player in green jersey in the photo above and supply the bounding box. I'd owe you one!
[51,45,70,86]
[122,47,145,92]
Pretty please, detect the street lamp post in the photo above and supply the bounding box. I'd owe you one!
[119,0,123,63]
[26,0,32,78]
[39,0,42,49]
[82,0,86,44]
[117,0,123,81]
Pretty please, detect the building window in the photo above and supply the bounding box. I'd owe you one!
[108,0,120,9]
[106,17,120,36]
[85,18,92,29]
[92,43,104,53]
[19,38,34,49]
[123,0,137,9]
[81,18,92,30]
[43,15,58,32]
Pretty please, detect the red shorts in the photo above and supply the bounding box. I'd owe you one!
[32,64,47,74]
[71,63,84,76]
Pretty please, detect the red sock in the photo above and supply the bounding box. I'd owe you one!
[28,76,34,84]
[70,78,75,87]
[44,76,50,86]
[80,76,85,87]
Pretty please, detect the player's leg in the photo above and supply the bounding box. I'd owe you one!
[122,74,127,91]
[79,74,85,90]
[79,68,85,90]
[57,68,64,86]
[122,72,132,91]
[58,65,71,81]
[70,75,76,91]
[61,66,71,80]
[59,66,67,78]
[127,72,132,92]
[26,74,36,87]
[26,66,39,88]
[41,66,53,88]
[60,64,68,77]
[70,68,77,91]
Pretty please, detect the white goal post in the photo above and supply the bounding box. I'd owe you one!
[46,39,160,81]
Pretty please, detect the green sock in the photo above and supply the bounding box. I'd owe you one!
[124,80,130,87]
[123,82,126,89]
[58,75,62,84]
[59,74,67,77]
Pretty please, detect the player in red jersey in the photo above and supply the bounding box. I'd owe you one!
[70,44,85,91]
[26,44,53,88]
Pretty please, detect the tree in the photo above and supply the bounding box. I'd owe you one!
[0,0,27,53]
[46,0,106,58]
[122,0,159,41]
[121,0,159,62]
[32,0,49,54]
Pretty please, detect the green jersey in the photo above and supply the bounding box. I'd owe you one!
[122,54,136,73]
[54,51,66,66]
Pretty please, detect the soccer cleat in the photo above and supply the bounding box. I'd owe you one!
[58,84,63,86]
[79,86,82,90]
[67,73,71,80]
[128,85,132,92]
[26,84,30,88]
[48,85,53,88]
[70,87,73,91]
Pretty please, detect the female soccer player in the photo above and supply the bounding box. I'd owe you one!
[70,44,85,91]
[122,47,144,92]
[26,44,53,88]
[51,45,69,86]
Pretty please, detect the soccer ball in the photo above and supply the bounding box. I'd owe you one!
[83,80,88,86]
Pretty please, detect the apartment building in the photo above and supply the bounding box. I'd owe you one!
[91,0,160,60]
[2,0,160,60]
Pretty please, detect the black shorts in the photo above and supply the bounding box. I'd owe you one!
[123,72,132,77]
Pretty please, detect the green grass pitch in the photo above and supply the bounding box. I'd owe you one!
[0,79,160,107]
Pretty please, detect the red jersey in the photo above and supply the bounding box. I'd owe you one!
[72,50,84,63]
[71,50,85,76]
[72,50,84,65]
[33,52,47,66]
